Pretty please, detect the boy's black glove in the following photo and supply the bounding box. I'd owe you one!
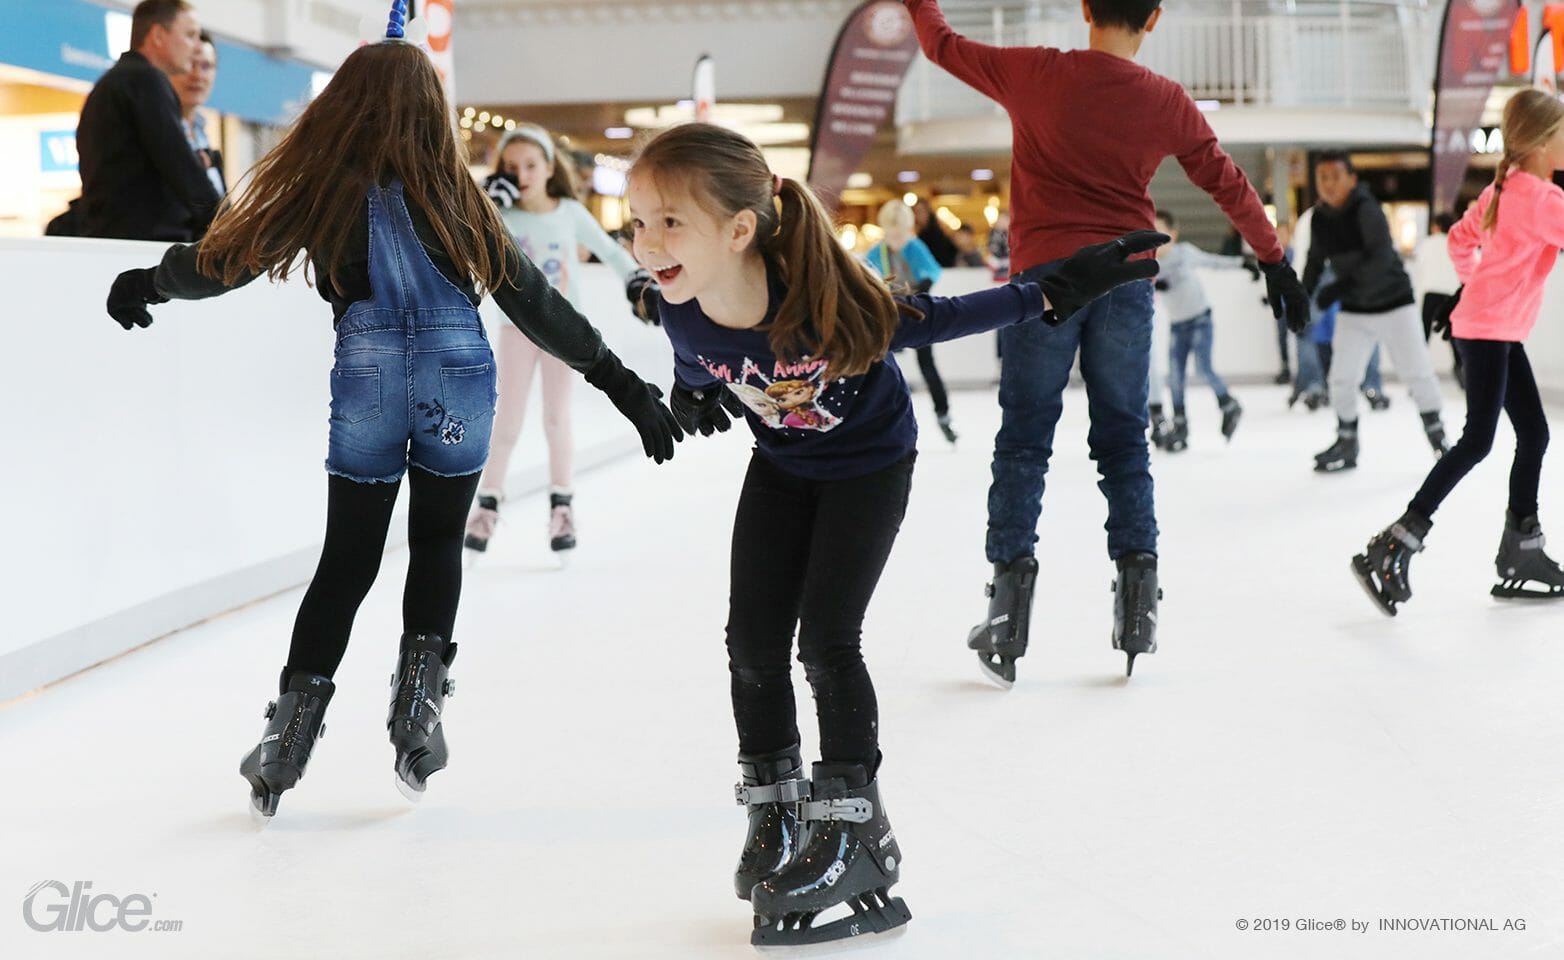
[1430,286,1462,336]
[1154,279,1170,292]
[484,172,521,209]
[1313,281,1345,311]
[1017,229,1168,326]
[107,267,168,330]
[670,384,746,436]
[584,352,682,463]
[625,269,660,325]
[1258,259,1310,333]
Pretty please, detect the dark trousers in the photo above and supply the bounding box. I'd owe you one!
[1410,340,1549,520]
[285,468,481,686]
[725,451,915,769]
[913,345,950,416]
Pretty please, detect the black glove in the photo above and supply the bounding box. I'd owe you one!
[1017,229,1168,326]
[583,352,682,463]
[107,267,168,330]
[1431,286,1462,336]
[625,269,660,325]
[1258,259,1310,333]
[670,383,746,437]
[1154,278,1170,292]
[1241,255,1262,282]
[1313,281,1345,311]
[484,172,521,209]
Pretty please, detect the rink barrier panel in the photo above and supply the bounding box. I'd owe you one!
[5,249,1563,702]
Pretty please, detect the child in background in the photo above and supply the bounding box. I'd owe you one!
[866,198,959,443]
[1150,208,1255,450]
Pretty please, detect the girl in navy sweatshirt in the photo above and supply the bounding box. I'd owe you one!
[625,122,1162,945]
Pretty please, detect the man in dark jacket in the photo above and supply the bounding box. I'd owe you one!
[76,0,220,241]
[1303,151,1447,473]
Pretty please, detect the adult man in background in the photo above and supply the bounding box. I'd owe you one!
[173,31,226,201]
[76,0,220,241]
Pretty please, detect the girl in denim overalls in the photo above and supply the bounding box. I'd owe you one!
[105,5,681,818]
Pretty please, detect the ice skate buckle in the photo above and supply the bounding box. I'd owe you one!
[799,797,873,824]
[734,779,811,806]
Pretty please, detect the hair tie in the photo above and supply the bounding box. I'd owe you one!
[772,174,783,197]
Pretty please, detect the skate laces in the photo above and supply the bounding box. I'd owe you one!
[549,503,574,540]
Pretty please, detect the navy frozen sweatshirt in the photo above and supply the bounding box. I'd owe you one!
[660,267,1048,479]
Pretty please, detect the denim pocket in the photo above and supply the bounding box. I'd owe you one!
[439,363,495,421]
[330,366,381,424]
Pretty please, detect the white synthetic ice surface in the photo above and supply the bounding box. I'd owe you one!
[3,383,1562,960]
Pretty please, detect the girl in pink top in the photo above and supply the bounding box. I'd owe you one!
[1352,89,1564,615]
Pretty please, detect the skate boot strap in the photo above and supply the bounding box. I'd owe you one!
[799,797,873,824]
[734,779,811,806]
[1519,531,1546,550]
[1390,521,1426,551]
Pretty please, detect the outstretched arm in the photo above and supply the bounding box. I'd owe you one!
[904,0,1032,105]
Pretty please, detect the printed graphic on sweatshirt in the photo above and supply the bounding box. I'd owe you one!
[697,355,845,433]
[517,236,570,297]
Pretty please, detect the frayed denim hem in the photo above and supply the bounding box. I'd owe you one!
[324,461,406,484]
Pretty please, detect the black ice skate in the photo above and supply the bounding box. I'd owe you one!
[936,413,959,445]
[1421,411,1450,458]
[749,762,911,946]
[387,632,457,801]
[732,744,809,900]
[1314,418,1358,472]
[549,492,576,552]
[1350,510,1431,617]
[1492,511,1564,600]
[1112,552,1160,677]
[1162,411,1189,452]
[966,556,1039,688]
[1363,387,1391,411]
[1149,410,1170,449]
[1219,395,1243,441]
[239,670,334,819]
[463,493,500,552]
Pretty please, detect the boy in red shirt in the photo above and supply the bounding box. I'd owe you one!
[905,0,1309,684]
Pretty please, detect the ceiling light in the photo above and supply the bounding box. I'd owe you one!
[896,171,919,183]
[478,111,490,122]
[903,192,918,206]
[605,127,634,140]
[846,172,873,189]
[971,169,994,181]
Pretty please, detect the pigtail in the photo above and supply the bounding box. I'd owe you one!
[547,135,581,201]
[766,178,901,378]
[1481,155,1510,235]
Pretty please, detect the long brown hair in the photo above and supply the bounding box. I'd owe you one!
[1483,88,1564,233]
[632,123,904,378]
[495,125,579,201]
[198,41,512,293]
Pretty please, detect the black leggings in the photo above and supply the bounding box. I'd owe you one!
[914,345,950,416]
[725,451,915,769]
[284,468,481,686]
[1410,339,1549,520]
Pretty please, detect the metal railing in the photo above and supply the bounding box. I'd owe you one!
[898,1,1436,125]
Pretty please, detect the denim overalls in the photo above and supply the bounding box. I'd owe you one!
[326,181,496,483]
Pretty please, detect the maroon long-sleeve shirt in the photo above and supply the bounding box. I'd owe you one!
[906,0,1283,272]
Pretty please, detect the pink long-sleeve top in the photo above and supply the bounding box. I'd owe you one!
[1447,169,1564,342]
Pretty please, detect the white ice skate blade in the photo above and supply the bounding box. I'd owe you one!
[975,660,1014,690]
[394,771,426,804]
[247,799,273,826]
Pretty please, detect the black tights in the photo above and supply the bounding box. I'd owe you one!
[284,468,481,687]
[724,452,915,769]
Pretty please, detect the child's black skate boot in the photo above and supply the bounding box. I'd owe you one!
[732,744,810,900]
[1148,404,1169,449]
[1314,418,1358,472]
[749,761,911,946]
[1363,387,1391,411]
[463,492,500,552]
[1219,395,1242,441]
[1492,511,1564,600]
[1351,510,1431,616]
[387,632,457,801]
[966,556,1039,688]
[936,413,958,444]
[1162,410,1189,452]
[1422,411,1450,458]
[1112,552,1161,677]
[549,491,576,552]
[240,670,334,819]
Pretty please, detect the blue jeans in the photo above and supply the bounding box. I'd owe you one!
[1167,309,1228,408]
[987,265,1156,562]
[325,182,497,483]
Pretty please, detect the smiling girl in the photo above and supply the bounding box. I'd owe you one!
[626,122,1162,945]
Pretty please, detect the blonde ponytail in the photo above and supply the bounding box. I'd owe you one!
[1482,88,1564,234]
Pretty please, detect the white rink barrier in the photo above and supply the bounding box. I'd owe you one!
[0,238,672,702]
[5,250,1564,700]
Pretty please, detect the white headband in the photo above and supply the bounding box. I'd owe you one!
[497,125,556,166]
